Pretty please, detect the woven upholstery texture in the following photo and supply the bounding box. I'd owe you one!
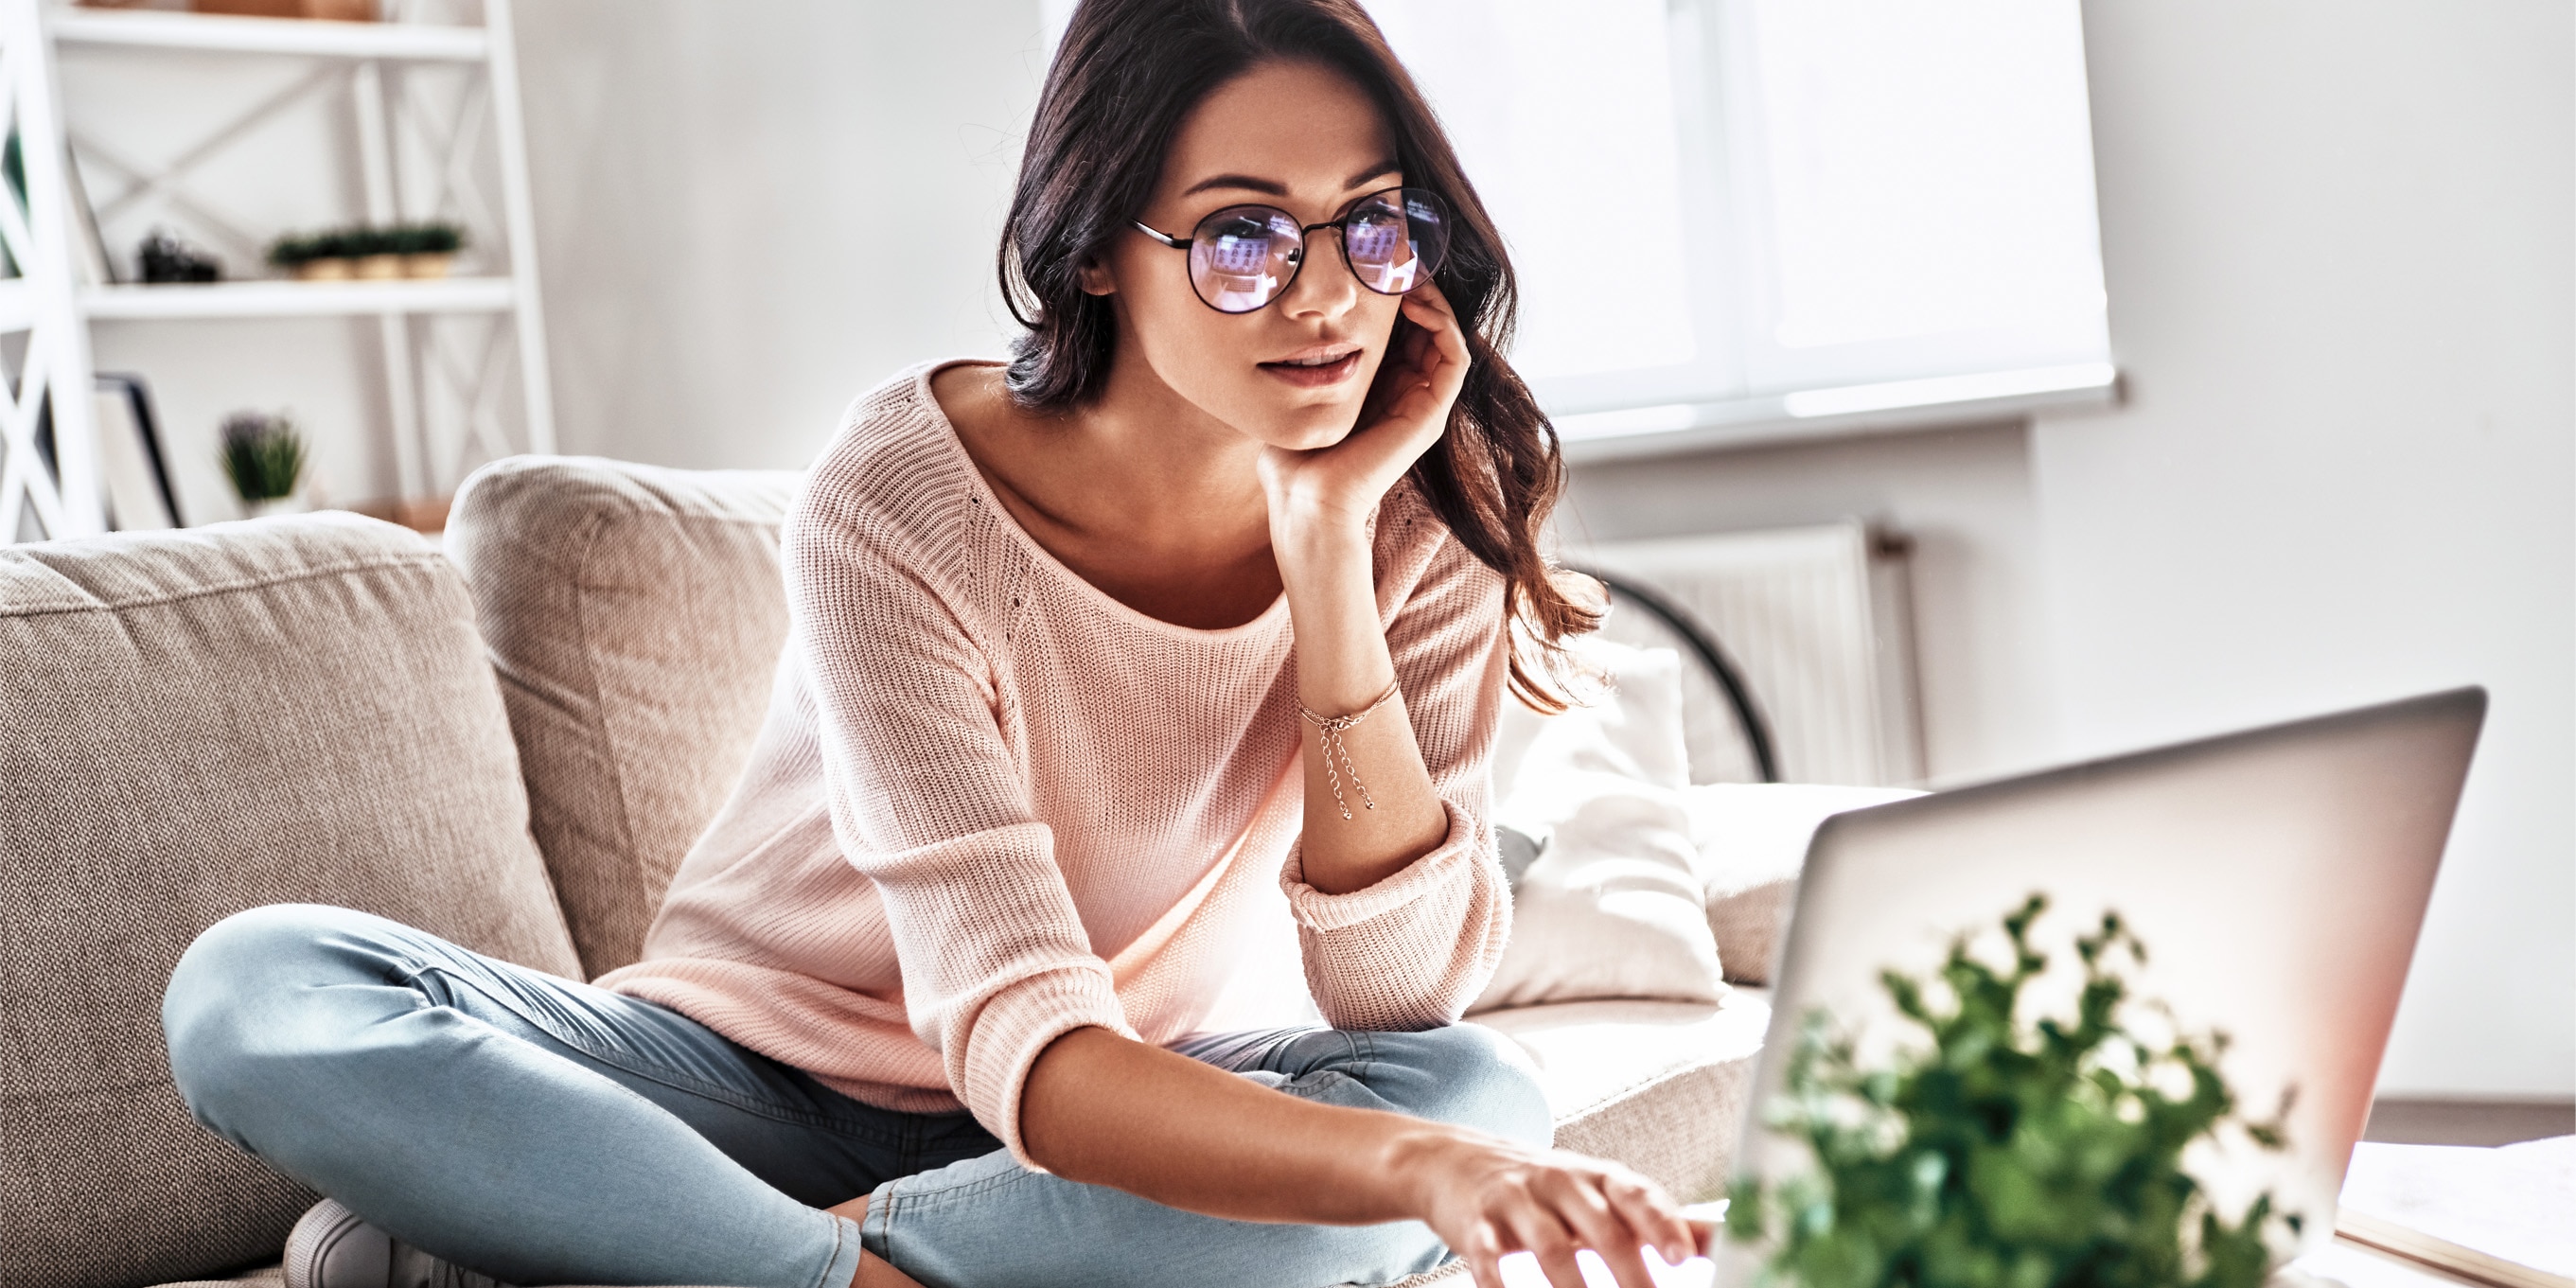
[2,514,583,1288]
[1473,993,1771,1205]
[446,456,802,979]
[1709,879,1795,986]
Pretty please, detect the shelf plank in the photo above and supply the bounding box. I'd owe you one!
[50,9,487,61]
[82,277,517,320]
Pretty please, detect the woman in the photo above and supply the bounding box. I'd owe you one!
[160,2,1702,1287]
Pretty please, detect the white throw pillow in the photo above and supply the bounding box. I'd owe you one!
[1489,638,1690,798]
[1680,783,1925,984]
[1471,640,1728,1013]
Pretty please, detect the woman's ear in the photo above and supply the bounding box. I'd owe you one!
[1076,254,1117,297]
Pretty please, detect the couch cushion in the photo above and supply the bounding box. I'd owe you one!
[447,457,801,979]
[2,514,583,1288]
[1472,990,1771,1204]
[1683,785,1925,985]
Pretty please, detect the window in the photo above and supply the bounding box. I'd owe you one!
[1368,0,2112,455]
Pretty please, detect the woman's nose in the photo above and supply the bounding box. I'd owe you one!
[1279,225,1362,319]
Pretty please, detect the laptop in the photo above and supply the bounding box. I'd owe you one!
[1507,687,2487,1288]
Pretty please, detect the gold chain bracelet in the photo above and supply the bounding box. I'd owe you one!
[1299,679,1401,820]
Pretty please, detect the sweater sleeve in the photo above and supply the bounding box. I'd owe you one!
[1279,528,1514,1030]
[785,485,1137,1171]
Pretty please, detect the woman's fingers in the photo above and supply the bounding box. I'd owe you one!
[1458,1216,1510,1288]
[1536,1170,1663,1288]
[1400,285,1471,395]
[1502,1203,1592,1288]
[1601,1173,1695,1266]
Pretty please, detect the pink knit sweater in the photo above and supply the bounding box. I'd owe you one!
[592,359,1515,1167]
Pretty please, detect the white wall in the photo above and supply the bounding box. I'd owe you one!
[510,0,1046,470]
[2029,0,2572,1098]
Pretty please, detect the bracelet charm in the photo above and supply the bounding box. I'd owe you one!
[1299,679,1401,820]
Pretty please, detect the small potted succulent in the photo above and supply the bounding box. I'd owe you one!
[388,221,467,277]
[1725,894,2303,1288]
[220,411,309,519]
[268,222,467,280]
[348,226,404,280]
[270,230,351,280]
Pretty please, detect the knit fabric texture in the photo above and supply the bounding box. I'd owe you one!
[592,359,1515,1166]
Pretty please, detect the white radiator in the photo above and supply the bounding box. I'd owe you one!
[1571,520,1924,787]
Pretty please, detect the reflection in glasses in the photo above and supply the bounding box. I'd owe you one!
[1141,185,1450,313]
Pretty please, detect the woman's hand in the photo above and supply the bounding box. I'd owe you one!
[1257,279,1472,542]
[1390,1128,1705,1288]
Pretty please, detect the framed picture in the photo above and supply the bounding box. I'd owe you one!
[34,373,183,531]
[96,374,181,530]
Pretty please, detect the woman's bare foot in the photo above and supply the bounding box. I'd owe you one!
[822,1193,924,1288]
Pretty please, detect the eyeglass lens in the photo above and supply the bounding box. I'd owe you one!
[1184,186,1449,314]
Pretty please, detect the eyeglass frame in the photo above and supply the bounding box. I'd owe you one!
[1130,184,1451,314]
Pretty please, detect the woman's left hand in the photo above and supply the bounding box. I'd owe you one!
[1258,279,1472,541]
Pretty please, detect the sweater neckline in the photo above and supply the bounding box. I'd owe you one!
[909,358,1295,644]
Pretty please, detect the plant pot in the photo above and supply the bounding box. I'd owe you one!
[188,0,379,18]
[401,253,454,279]
[242,495,310,520]
[354,254,405,280]
[295,257,354,281]
[190,0,305,16]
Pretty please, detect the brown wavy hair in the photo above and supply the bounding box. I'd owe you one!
[997,0,1600,710]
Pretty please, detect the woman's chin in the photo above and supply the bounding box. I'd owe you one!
[1255,415,1358,454]
[1234,392,1367,451]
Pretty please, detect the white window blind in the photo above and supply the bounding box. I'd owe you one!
[1367,0,2112,456]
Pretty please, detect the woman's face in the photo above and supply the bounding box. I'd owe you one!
[1089,60,1410,452]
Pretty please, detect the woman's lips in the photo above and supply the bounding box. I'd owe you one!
[1258,350,1363,387]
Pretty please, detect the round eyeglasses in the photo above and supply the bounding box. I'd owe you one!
[1133,185,1453,315]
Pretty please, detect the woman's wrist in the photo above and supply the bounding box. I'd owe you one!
[1270,506,1375,614]
[1376,1120,1488,1219]
[1269,496,1371,571]
[1272,508,1392,715]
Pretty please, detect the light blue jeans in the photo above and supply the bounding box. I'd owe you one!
[161,903,1550,1288]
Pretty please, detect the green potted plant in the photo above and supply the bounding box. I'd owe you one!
[1726,894,2303,1288]
[269,222,468,281]
[387,221,468,277]
[270,228,359,281]
[349,224,405,280]
[220,411,309,519]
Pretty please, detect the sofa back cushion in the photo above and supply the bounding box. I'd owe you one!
[0,515,582,1288]
[447,456,801,979]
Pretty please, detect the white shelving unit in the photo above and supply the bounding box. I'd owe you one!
[0,0,554,541]
[83,276,518,320]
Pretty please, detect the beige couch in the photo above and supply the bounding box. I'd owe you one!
[1,456,1777,1288]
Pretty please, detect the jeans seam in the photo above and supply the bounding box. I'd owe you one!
[807,1209,850,1288]
[397,961,911,1148]
[876,1155,1050,1208]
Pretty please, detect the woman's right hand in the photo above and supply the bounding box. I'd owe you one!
[1389,1128,1706,1288]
